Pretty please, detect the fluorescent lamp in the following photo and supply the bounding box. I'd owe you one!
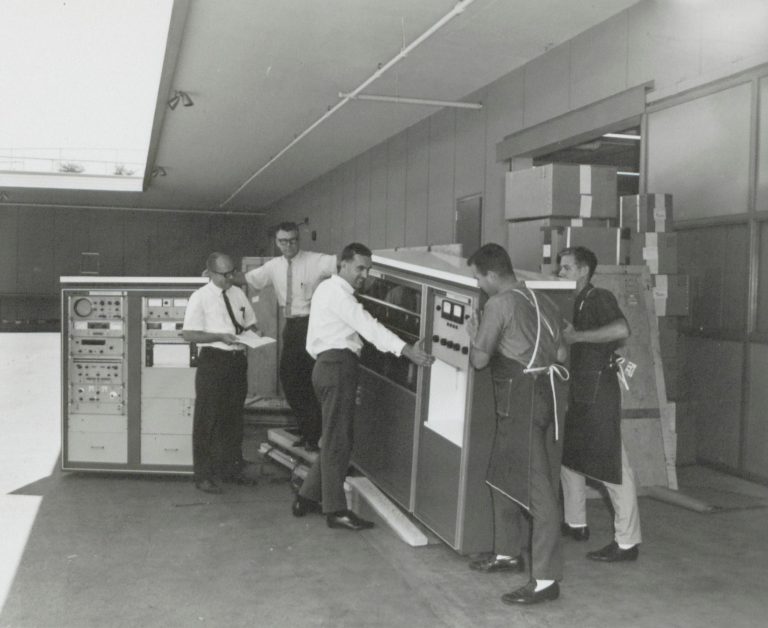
[603,133,641,140]
[617,171,640,177]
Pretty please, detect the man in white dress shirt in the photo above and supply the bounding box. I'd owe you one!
[292,242,435,530]
[183,253,260,494]
[239,222,336,452]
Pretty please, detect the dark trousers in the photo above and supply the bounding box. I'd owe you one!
[280,317,322,445]
[491,417,563,581]
[298,349,358,513]
[192,347,248,483]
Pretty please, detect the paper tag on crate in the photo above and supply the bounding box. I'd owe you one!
[653,275,669,298]
[579,165,592,195]
[579,194,593,217]
[542,244,551,258]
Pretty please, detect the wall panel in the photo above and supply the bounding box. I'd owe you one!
[570,11,628,109]
[354,151,371,244]
[340,161,356,247]
[427,110,455,246]
[453,99,486,205]
[647,83,752,222]
[746,343,768,480]
[17,208,56,293]
[53,208,91,279]
[89,211,125,276]
[757,77,768,213]
[405,120,429,247]
[369,143,388,250]
[122,213,155,276]
[684,337,744,470]
[523,45,571,128]
[484,71,524,246]
[0,207,18,292]
[386,133,407,248]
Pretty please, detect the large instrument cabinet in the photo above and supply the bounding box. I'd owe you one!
[61,277,206,473]
[353,249,572,554]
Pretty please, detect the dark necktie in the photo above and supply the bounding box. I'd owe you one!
[285,258,293,317]
[222,290,244,334]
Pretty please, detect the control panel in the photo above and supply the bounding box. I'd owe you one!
[66,291,128,464]
[431,291,473,368]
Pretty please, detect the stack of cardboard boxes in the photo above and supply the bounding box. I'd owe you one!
[505,165,687,400]
[505,163,624,273]
[621,193,685,399]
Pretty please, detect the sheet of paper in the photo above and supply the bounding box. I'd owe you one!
[235,330,276,349]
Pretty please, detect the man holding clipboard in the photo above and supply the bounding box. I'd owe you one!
[183,252,262,494]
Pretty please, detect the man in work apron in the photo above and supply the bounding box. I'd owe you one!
[467,243,565,606]
[559,246,642,562]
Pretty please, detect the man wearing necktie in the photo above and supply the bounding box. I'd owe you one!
[239,222,337,452]
[183,253,260,494]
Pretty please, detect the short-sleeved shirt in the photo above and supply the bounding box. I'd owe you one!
[183,282,257,351]
[474,283,563,369]
[245,250,337,317]
[570,283,626,371]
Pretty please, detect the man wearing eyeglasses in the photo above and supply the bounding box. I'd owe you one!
[238,221,337,452]
[183,253,260,494]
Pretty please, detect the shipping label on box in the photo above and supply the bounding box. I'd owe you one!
[630,232,678,274]
[620,194,673,233]
[542,226,630,267]
[505,163,618,220]
[653,274,689,316]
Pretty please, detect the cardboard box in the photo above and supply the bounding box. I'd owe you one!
[505,163,618,220]
[653,274,690,316]
[629,232,678,274]
[542,226,630,268]
[620,194,673,233]
[508,217,616,273]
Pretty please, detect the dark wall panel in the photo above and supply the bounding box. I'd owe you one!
[0,207,18,293]
[17,208,56,293]
[89,211,125,276]
[54,208,90,279]
[685,338,744,470]
[746,343,768,481]
[123,213,155,276]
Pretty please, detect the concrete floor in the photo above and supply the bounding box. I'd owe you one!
[1,333,768,628]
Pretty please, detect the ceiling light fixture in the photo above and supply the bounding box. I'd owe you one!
[167,90,194,110]
[617,171,640,177]
[603,133,641,140]
[340,92,482,110]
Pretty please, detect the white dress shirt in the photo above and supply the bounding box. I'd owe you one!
[306,275,407,359]
[183,282,257,351]
[245,250,337,317]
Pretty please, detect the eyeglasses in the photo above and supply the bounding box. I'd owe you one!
[211,268,236,278]
[277,237,299,245]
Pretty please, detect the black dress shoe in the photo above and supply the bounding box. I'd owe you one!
[326,510,374,531]
[292,495,321,517]
[561,523,590,541]
[195,479,223,494]
[587,541,639,562]
[502,581,559,605]
[469,554,525,573]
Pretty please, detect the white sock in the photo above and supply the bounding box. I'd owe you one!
[496,554,513,560]
[566,523,587,528]
[534,579,555,592]
[618,543,635,550]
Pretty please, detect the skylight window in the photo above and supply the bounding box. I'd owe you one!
[0,0,173,192]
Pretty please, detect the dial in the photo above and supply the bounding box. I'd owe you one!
[73,297,93,317]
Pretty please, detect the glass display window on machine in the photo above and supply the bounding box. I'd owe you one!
[355,275,422,392]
